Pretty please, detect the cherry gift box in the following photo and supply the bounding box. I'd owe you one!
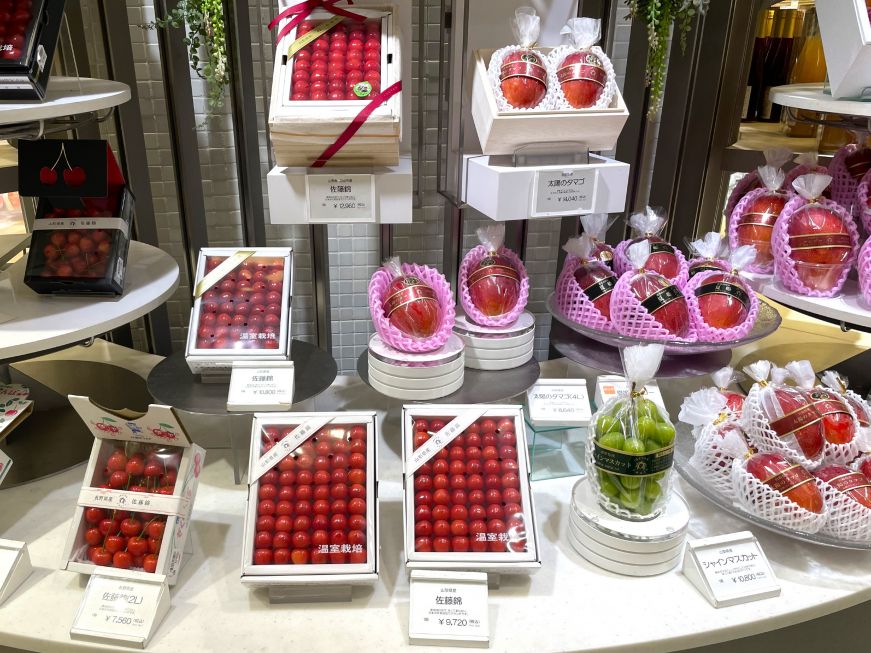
[20,140,134,295]
[401,404,541,573]
[241,412,379,585]
[61,396,206,585]
[184,247,294,374]
[268,2,402,167]
[0,0,65,100]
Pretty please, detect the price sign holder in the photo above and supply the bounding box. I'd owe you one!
[71,570,169,648]
[530,167,599,218]
[0,449,12,486]
[227,361,295,412]
[306,173,376,223]
[526,378,591,427]
[682,531,780,608]
[409,570,489,647]
[0,539,32,606]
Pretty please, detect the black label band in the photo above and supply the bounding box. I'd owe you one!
[640,285,683,314]
[688,262,723,279]
[649,242,675,255]
[695,280,750,309]
[582,276,616,302]
[593,441,674,477]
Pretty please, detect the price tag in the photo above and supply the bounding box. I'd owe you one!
[531,168,598,218]
[306,174,375,223]
[227,361,295,412]
[682,531,780,608]
[527,379,591,426]
[0,449,12,486]
[409,570,489,645]
[71,571,170,648]
[0,539,31,606]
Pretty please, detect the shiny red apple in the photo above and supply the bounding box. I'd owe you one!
[499,49,547,109]
[382,274,442,338]
[804,389,855,445]
[722,390,745,414]
[572,261,616,320]
[845,147,871,181]
[859,457,871,481]
[628,270,690,336]
[467,254,520,317]
[745,452,824,513]
[814,465,871,509]
[768,386,825,460]
[628,236,679,279]
[787,204,853,291]
[737,193,787,266]
[557,50,606,108]
[694,271,751,329]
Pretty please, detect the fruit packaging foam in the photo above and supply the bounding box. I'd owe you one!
[458,244,529,328]
[554,254,615,333]
[683,267,759,342]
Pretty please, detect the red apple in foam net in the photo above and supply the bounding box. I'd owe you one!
[573,261,616,320]
[627,236,679,279]
[787,204,853,291]
[814,465,871,509]
[628,270,689,337]
[769,385,825,460]
[803,388,855,445]
[499,50,547,109]
[737,193,787,266]
[557,50,606,108]
[694,271,751,329]
[859,457,871,481]
[845,147,871,181]
[468,254,520,317]
[722,390,745,414]
[382,273,442,339]
[745,453,824,513]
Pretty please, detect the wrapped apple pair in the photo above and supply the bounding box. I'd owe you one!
[490,10,615,111]
[587,344,676,520]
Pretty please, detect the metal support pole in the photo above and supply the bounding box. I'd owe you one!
[310,224,332,351]
[379,224,393,261]
[442,203,462,293]
[226,0,267,248]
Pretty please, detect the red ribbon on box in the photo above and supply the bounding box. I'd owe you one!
[268,0,366,45]
[311,80,402,167]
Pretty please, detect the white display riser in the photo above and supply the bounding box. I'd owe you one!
[266,157,412,224]
[461,153,629,221]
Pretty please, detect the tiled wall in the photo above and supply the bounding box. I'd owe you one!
[102,1,637,374]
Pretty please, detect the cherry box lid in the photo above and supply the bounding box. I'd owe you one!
[68,395,193,448]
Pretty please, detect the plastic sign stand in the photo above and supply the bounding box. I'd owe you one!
[71,569,169,648]
[0,450,12,486]
[408,570,489,647]
[0,539,32,606]
[227,361,295,412]
[682,531,781,608]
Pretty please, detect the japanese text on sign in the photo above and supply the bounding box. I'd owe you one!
[532,168,598,217]
[307,174,375,223]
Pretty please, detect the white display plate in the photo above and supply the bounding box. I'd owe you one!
[456,329,534,351]
[567,523,682,577]
[368,363,464,390]
[369,372,464,400]
[760,278,871,329]
[569,512,684,565]
[570,506,686,554]
[368,351,465,380]
[462,340,534,362]
[465,350,534,371]
[453,312,536,338]
[368,334,465,366]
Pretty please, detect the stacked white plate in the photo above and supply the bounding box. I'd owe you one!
[567,477,689,577]
[366,334,465,400]
[453,311,535,371]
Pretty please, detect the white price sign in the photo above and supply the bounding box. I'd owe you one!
[306,174,375,223]
[527,379,591,426]
[409,570,489,645]
[0,449,12,486]
[0,539,32,606]
[227,362,295,412]
[682,531,780,608]
[71,572,169,647]
[531,168,598,217]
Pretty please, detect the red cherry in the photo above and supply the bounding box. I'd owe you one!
[253,549,273,565]
[85,507,106,524]
[142,554,159,573]
[91,547,113,566]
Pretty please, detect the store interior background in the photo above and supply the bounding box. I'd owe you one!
[2,0,871,651]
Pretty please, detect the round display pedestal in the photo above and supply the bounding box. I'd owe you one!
[454,312,535,370]
[568,477,689,576]
[366,334,465,400]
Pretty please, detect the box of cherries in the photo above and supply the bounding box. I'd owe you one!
[185,247,294,374]
[241,412,378,584]
[401,405,541,571]
[0,0,65,100]
[61,396,206,585]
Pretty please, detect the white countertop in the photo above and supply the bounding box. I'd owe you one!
[1,374,870,653]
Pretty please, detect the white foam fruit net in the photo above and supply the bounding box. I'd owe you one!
[815,472,871,541]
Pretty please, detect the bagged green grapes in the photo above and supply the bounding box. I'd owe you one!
[586,343,675,519]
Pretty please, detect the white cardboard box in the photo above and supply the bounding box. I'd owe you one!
[461,153,629,221]
[470,48,629,155]
[241,412,379,586]
[817,1,871,100]
[61,397,205,586]
[266,157,412,224]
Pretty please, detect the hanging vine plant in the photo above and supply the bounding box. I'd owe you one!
[626,0,709,118]
[142,0,230,124]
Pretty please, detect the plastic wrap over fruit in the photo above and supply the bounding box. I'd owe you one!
[561,234,616,322]
[731,165,788,271]
[587,344,676,519]
[725,146,792,222]
[551,17,615,109]
[579,213,614,267]
[821,370,871,451]
[491,7,550,110]
[711,366,746,413]
[813,465,871,541]
[686,245,759,340]
[467,223,521,318]
[614,206,688,285]
[687,232,729,279]
[380,257,442,339]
